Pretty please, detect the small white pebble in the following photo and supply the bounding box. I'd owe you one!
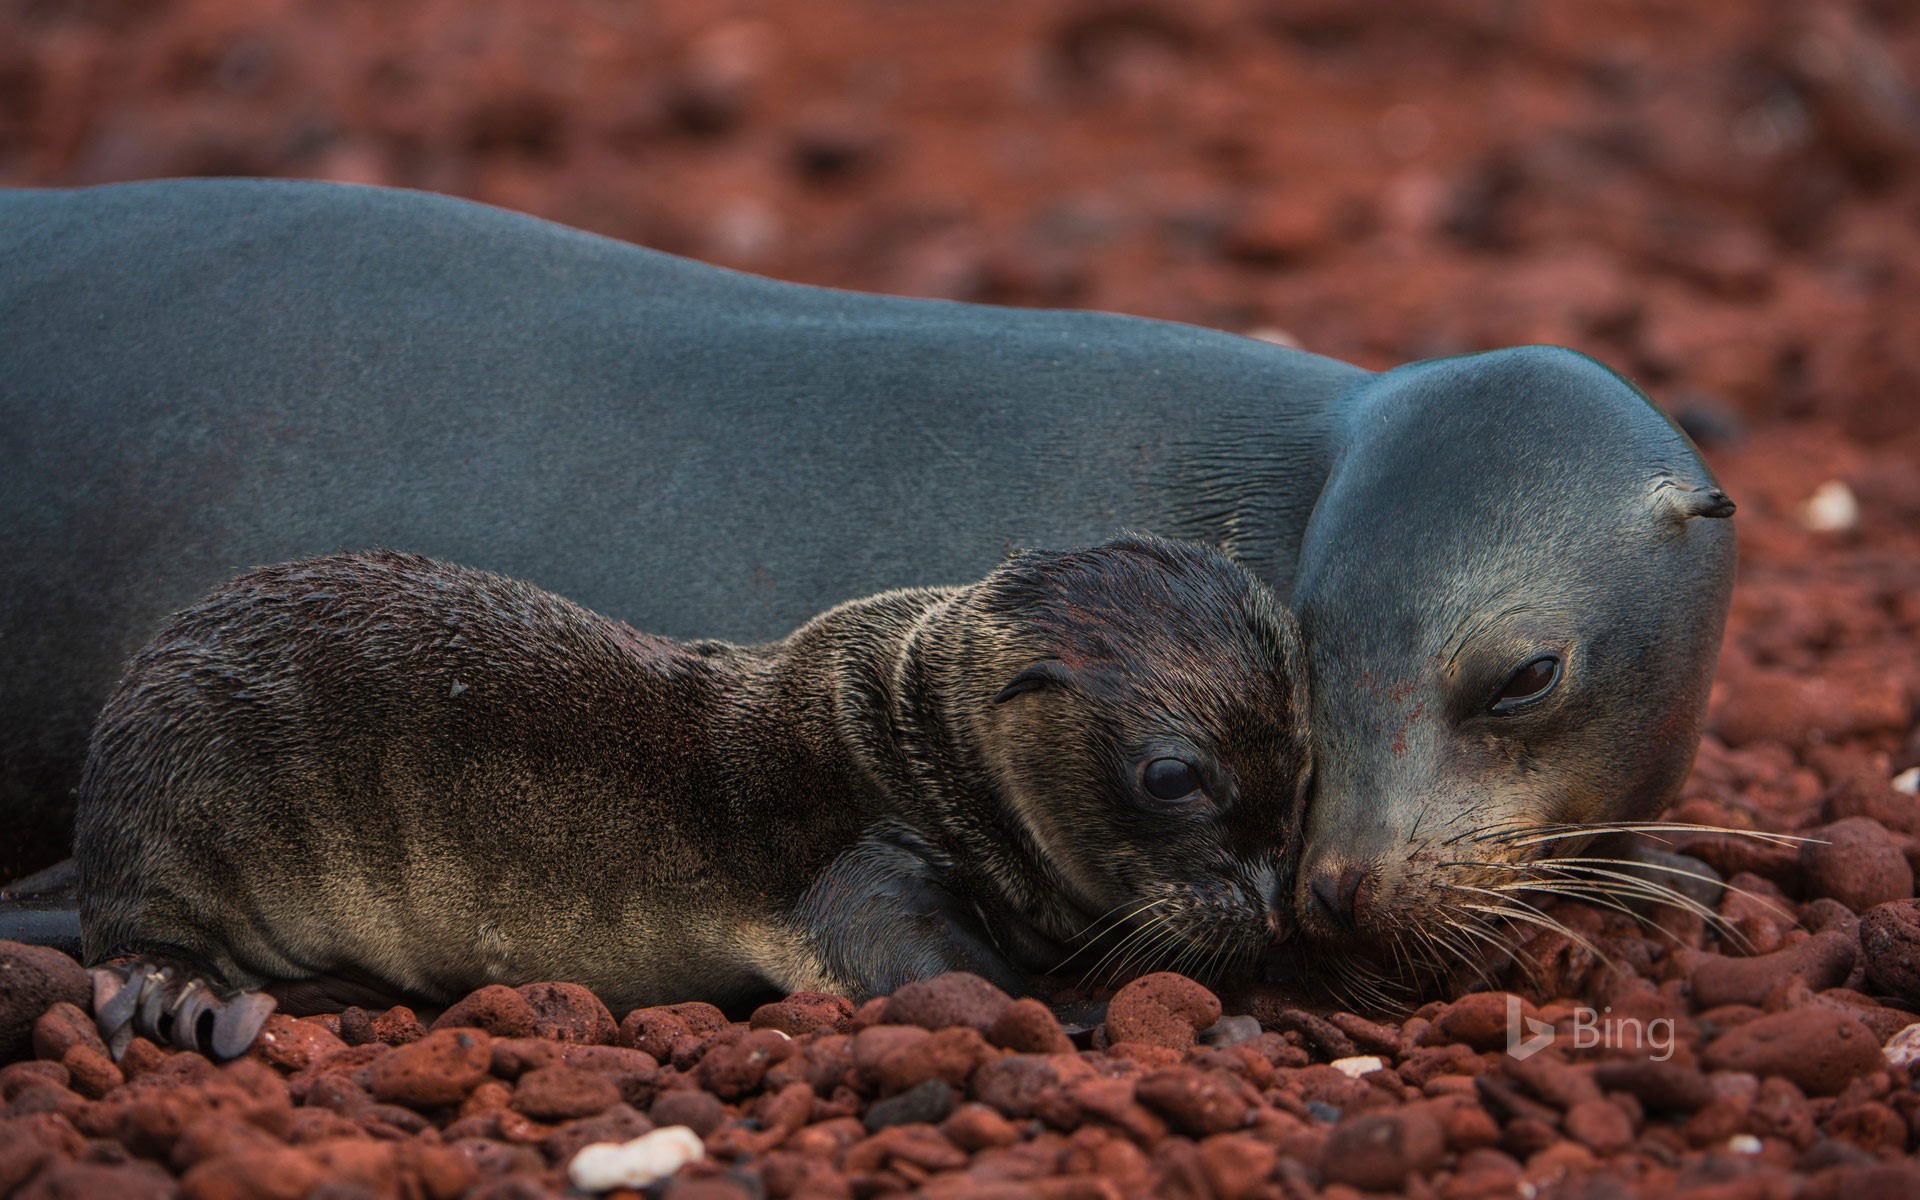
[567,1126,704,1192]
[1243,326,1303,349]
[1329,1054,1386,1078]
[1893,767,1919,796]
[1727,1134,1763,1155]
[1796,480,1858,532]
[1882,1022,1920,1067]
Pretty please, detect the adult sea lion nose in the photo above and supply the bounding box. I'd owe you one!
[1305,860,1371,931]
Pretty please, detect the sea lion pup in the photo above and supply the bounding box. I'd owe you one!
[78,537,1310,1058]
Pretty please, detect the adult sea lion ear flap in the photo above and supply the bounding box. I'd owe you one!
[992,660,1076,703]
[1653,479,1737,523]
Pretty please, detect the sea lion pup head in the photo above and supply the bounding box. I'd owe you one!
[904,534,1312,985]
[1288,346,1735,994]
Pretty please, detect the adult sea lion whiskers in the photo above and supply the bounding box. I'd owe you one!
[1299,819,1814,1010]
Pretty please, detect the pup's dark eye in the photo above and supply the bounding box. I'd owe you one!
[1491,654,1561,713]
[1142,757,1202,801]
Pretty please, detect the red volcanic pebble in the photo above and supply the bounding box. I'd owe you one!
[1859,899,1920,1004]
[1105,972,1223,1050]
[1810,988,1912,1043]
[696,1027,799,1098]
[59,1044,122,1099]
[1711,666,1911,747]
[365,1027,492,1107]
[247,1015,348,1073]
[1801,817,1915,912]
[1322,1108,1446,1190]
[514,981,618,1044]
[180,1146,327,1200]
[509,1063,620,1120]
[30,1002,108,1063]
[650,1087,729,1136]
[750,991,854,1036]
[1823,762,1920,836]
[1430,992,1538,1052]
[1680,831,1805,888]
[1196,1132,1278,1200]
[1135,1066,1258,1136]
[853,1023,993,1095]
[0,942,90,1063]
[879,971,1014,1033]
[15,1160,179,1200]
[429,984,537,1038]
[1691,927,1858,1008]
[987,997,1075,1054]
[1701,1007,1883,1096]
[619,1001,729,1059]
[338,1004,426,1047]
[1592,1059,1716,1115]
[969,1052,1089,1119]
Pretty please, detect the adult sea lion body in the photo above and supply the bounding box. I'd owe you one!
[1,180,1735,956]
[78,540,1310,1056]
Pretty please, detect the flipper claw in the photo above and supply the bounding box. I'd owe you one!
[88,958,272,1061]
[170,981,215,1052]
[134,966,176,1042]
[91,968,139,1032]
[210,992,277,1061]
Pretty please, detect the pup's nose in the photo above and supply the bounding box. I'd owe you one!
[1306,862,1370,931]
[1258,866,1296,943]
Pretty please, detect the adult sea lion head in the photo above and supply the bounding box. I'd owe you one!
[906,535,1313,984]
[1289,346,1735,975]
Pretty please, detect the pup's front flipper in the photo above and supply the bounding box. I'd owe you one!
[91,958,277,1061]
[796,829,1034,998]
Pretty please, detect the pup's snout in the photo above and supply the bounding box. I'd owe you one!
[1253,863,1296,944]
[1265,905,1292,944]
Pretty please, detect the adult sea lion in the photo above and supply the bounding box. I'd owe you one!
[0,180,1734,958]
[1286,373,1736,995]
[80,539,1311,1057]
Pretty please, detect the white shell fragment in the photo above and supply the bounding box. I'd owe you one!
[1796,480,1858,532]
[1330,1055,1387,1078]
[1882,1022,1920,1067]
[1893,767,1919,796]
[567,1126,705,1192]
[1243,326,1303,349]
[1728,1133,1763,1155]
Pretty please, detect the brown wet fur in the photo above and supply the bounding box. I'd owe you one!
[75,537,1310,1015]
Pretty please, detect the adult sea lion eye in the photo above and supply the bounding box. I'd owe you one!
[1491,654,1561,714]
[1142,757,1202,801]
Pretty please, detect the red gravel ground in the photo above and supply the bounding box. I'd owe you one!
[3,0,1920,1196]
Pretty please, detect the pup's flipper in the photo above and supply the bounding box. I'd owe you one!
[91,958,277,1060]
